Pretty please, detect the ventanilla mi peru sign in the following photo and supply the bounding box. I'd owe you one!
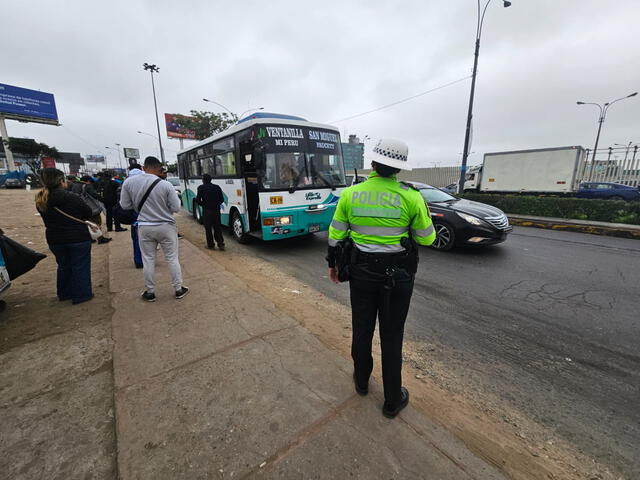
[257,125,341,153]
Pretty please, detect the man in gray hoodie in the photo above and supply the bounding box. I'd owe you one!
[120,156,189,302]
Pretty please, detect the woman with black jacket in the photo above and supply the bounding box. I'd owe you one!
[35,168,94,304]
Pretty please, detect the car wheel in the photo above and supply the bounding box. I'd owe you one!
[192,200,203,224]
[231,210,251,244]
[431,221,456,251]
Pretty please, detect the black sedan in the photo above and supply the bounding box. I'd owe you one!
[411,182,512,251]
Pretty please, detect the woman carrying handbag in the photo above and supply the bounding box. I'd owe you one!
[35,168,95,305]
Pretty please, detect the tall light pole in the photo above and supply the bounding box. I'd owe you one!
[577,92,637,164]
[458,0,512,194]
[143,62,166,165]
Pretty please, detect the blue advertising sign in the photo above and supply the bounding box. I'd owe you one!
[0,83,58,124]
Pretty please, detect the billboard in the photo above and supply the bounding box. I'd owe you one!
[0,83,59,125]
[165,113,196,139]
[123,147,140,159]
[41,157,56,169]
[85,154,106,163]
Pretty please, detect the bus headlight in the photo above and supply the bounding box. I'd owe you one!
[263,215,293,227]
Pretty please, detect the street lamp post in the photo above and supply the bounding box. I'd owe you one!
[238,107,264,120]
[458,0,512,194]
[137,130,162,158]
[143,63,166,165]
[104,146,123,170]
[577,92,637,164]
[202,98,235,116]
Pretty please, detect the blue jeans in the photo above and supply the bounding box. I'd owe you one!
[49,241,93,304]
[131,224,142,267]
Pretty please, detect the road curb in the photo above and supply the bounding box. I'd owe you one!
[507,214,640,240]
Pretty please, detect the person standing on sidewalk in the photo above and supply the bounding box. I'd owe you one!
[99,171,127,233]
[35,168,94,305]
[119,156,189,302]
[122,164,145,268]
[79,176,111,245]
[326,138,436,418]
[196,173,225,250]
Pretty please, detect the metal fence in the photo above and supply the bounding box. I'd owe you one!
[359,166,460,187]
[578,146,640,186]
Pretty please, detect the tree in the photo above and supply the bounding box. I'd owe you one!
[177,110,238,140]
[2,137,60,173]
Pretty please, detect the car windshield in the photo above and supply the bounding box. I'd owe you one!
[262,152,346,190]
[419,187,457,203]
[167,177,181,186]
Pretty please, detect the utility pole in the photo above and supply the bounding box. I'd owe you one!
[143,63,166,165]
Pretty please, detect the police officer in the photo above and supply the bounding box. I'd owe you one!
[327,138,436,418]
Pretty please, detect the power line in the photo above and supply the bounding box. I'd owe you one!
[328,75,472,124]
[59,125,103,152]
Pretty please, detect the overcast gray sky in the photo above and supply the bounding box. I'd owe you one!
[2,0,639,169]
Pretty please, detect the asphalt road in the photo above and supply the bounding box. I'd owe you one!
[244,226,640,478]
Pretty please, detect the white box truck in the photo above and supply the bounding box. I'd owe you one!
[464,146,586,194]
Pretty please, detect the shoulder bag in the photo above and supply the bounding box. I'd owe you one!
[81,184,104,217]
[54,207,102,240]
[113,178,162,225]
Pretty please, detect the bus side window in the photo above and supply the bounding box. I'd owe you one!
[212,138,237,177]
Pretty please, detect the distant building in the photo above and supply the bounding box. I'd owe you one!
[341,134,364,170]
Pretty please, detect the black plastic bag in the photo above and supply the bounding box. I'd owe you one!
[0,234,47,280]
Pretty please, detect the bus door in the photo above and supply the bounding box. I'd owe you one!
[239,138,261,231]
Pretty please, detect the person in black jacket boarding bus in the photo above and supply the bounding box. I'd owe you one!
[35,168,94,305]
[119,156,189,302]
[196,173,225,251]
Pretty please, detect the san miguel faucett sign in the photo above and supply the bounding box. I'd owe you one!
[256,125,341,153]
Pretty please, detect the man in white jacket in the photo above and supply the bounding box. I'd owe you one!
[120,156,189,302]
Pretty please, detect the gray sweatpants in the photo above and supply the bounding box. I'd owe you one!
[138,223,183,293]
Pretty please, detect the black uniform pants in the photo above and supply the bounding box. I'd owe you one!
[105,203,122,231]
[202,208,224,248]
[349,262,414,406]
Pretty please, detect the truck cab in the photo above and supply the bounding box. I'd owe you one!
[463,165,482,192]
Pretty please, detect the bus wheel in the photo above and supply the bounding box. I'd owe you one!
[231,210,251,244]
[192,200,203,224]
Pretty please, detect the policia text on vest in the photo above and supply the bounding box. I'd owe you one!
[326,159,436,418]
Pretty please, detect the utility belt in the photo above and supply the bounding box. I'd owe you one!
[354,237,418,275]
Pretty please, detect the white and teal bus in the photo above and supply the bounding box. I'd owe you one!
[177,112,347,242]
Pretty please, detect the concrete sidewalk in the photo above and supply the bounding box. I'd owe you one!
[507,214,640,239]
[109,233,506,479]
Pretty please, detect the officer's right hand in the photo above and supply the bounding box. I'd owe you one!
[328,268,339,284]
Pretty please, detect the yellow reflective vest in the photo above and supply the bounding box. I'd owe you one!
[329,172,436,252]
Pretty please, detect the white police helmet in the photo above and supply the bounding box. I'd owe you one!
[368,138,412,171]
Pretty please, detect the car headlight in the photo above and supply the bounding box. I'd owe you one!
[456,212,484,226]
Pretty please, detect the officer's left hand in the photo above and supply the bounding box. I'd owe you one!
[328,268,339,284]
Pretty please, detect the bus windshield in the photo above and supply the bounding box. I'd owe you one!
[262,152,346,190]
[257,124,346,190]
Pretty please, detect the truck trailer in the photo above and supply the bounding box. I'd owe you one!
[464,146,586,194]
